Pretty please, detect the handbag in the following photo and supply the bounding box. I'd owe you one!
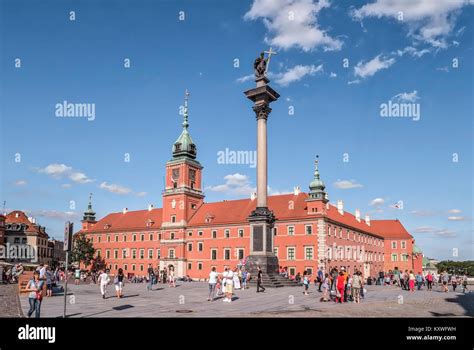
[35,290,43,301]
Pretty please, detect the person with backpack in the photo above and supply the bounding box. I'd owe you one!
[25,271,44,318]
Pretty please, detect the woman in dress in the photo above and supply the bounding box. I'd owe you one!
[168,266,176,287]
[321,273,330,302]
[232,268,241,290]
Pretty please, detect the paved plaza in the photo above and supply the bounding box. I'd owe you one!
[6,282,473,318]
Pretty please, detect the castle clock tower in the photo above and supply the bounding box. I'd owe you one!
[161,90,204,276]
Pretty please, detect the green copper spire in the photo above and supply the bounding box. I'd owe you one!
[308,155,327,201]
[173,89,197,159]
[83,192,96,222]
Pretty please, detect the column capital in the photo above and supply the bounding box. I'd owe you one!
[252,103,272,120]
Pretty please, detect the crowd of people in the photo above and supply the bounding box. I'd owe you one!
[376,269,470,293]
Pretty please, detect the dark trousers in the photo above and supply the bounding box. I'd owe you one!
[27,298,41,318]
[318,280,322,292]
[257,279,265,292]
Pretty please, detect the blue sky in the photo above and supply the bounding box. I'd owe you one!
[1,0,472,261]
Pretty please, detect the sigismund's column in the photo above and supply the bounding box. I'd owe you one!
[244,50,280,275]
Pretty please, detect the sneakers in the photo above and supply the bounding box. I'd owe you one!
[223,298,232,302]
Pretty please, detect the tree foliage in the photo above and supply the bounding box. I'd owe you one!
[436,260,474,276]
[70,234,96,267]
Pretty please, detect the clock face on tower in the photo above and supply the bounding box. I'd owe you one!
[172,168,180,181]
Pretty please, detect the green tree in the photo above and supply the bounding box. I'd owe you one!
[91,255,107,272]
[436,260,474,276]
[70,234,96,268]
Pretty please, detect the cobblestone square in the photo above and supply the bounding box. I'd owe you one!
[3,282,472,318]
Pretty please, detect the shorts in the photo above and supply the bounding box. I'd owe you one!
[115,282,123,292]
[304,284,309,290]
[46,284,52,291]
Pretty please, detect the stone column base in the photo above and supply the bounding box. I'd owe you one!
[244,254,279,275]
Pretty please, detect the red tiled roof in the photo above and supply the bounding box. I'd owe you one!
[82,208,163,233]
[370,219,413,239]
[5,211,48,237]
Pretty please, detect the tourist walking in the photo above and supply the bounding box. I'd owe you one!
[222,267,234,302]
[408,270,415,292]
[162,267,168,284]
[98,269,110,299]
[441,272,449,292]
[302,270,310,295]
[45,266,53,297]
[208,267,218,301]
[352,271,362,303]
[317,267,324,292]
[241,269,248,290]
[256,266,265,293]
[233,268,241,290]
[336,271,345,303]
[147,264,155,291]
[426,272,433,291]
[115,268,125,298]
[25,271,44,318]
[416,272,424,290]
[168,266,176,287]
[321,273,330,302]
[74,268,81,285]
[452,277,458,292]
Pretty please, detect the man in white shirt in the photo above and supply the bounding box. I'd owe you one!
[98,269,110,299]
[222,267,234,303]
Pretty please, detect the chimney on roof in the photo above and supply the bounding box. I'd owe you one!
[28,216,36,224]
[123,208,128,214]
[337,200,344,215]
[148,204,154,211]
[365,215,371,226]
[15,212,20,218]
[355,209,361,222]
[293,186,301,195]
[250,192,257,200]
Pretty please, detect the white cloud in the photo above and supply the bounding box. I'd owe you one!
[274,64,323,86]
[236,74,254,83]
[413,226,457,237]
[99,182,132,195]
[396,46,431,58]
[347,79,360,85]
[26,209,80,221]
[447,216,469,221]
[354,54,395,79]
[392,90,420,102]
[244,0,343,52]
[61,184,72,188]
[14,180,27,186]
[369,198,385,206]
[352,0,472,48]
[136,191,147,197]
[37,163,94,184]
[329,72,337,78]
[410,210,435,217]
[206,173,255,196]
[448,209,462,214]
[333,179,363,189]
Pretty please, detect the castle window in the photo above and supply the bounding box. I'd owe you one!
[225,229,230,238]
[287,247,295,260]
[212,230,217,239]
[156,249,161,259]
[224,249,231,260]
[171,215,176,223]
[148,249,153,259]
[305,225,312,235]
[132,249,137,259]
[287,226,295,236]
[170,232,175,240]
[239,229,244,238]
[198,263,202,270]
[305,247,313,260]
[211,249,217,260]
[391,241,397,249]
[133,234,137,242]
[188,243,193,252]
[106,250,110,259]
[169,249,175,259]
[401,241,406,249]
[114,250,118,259]
[115,235,118,242]
[238,249,244,260]
[141,234,145,241]
[191,203,197,209]
[173,182,177,189]
[188,262,192,270]
[149,233,153,241]
[124,264,128,271]
[140,249,144,259]
[198,242,203,252]
[198,231,203,236]
[188,231,193,237]
[122,249,127,259]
